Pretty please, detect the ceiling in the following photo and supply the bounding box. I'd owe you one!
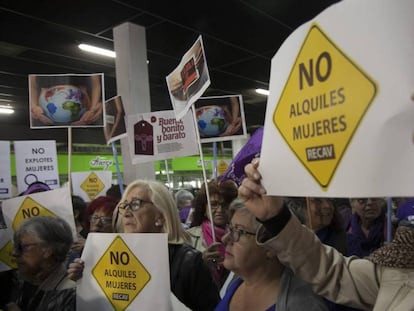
[0,0,340,145]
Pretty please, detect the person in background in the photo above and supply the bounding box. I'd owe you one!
[347,198,386,257]
[6,216,75,311]
[288,197,347,255]
[188,180,238,288]
[216,198,328,311]
[105,184,125,201]
[68,180,220,310]
[68,195,119,264]
[289,197,360,311]
[72,195,88,239]
[395,197,414,226]
[239,158,414,311]
[174,189,194,228]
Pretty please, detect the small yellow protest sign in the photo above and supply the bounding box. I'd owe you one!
[273,23,377,189]
[12,197,56,230]
[92,236,151,311]
[81,172,105,201]
[217,160,229,177]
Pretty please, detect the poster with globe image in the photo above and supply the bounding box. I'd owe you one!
[29,73,104,128]
[195,95,247,143]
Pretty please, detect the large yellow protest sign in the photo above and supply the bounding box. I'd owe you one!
[273,24,377,189]
[12,197,56,230]
[92,236,151,311]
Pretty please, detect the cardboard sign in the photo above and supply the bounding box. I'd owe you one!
[71,171,112,202]
[104,95,127,145]
[14,140,60,194]
[77,233,171,311]
[166,36,211,120]
[126,110,199,164]
[260,0,414,197]
[0,141,12,199]
[0,187,76,271]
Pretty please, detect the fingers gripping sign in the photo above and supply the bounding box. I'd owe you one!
[239,158,285,222]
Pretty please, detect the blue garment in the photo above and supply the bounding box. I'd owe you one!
[215,278,275,311]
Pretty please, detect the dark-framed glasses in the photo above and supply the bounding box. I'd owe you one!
[210,200,225,211]
[225,224,256,242]
[118,198,151,212]
[356,198,383,205]
[89,215,112,225]
[13,242,40,253]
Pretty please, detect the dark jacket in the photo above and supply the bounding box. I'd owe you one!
[169,243,220,311]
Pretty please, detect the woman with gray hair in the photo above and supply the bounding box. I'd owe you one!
[6,216,75,311]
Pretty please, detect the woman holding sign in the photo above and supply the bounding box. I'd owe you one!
[69,180,220,310]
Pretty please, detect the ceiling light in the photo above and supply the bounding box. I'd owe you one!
[0,105,14,114]
[78,44,116,58]
[256,88,269,96]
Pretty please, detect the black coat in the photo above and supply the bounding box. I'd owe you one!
[169,243,220,310]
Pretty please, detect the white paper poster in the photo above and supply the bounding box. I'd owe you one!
[0,187,76,272]
[194,95,247,143]
[77,233,171,311]
[127,110,199,164]
[0,141,12,199]
[71,171,112,202]
[14,140,60,194]
[260,0,414,197]
[166,36,211,120]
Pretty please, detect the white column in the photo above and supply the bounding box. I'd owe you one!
[113,23,155,184]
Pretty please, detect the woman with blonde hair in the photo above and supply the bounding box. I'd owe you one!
[69,179,220,310]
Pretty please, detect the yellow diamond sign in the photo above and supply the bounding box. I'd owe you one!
[12,197,56,230]
[0,241,17,269]
[81,172,105,201]
[92,236,151,311]
[273,23,377,189]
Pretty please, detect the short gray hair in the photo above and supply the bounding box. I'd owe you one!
[14,216,73,262]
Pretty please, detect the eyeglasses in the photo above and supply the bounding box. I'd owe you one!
[225,224,256,243]
[89,215,112,225]
[356,198,383,205]
[118,198,152,212]
[13,242,40,254]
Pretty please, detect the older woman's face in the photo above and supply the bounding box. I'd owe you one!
[351,198,384,222]
[222,209,267,276]
[11,233,49,280]
[205,194,227,228]
[119,186,163,233]
[308,198,334,231]
[90,208,113,233]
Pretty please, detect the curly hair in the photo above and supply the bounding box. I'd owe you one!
[190,180,238,227]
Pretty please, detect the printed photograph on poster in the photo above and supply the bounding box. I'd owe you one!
[29,73,105,128]
[166,36,210,120]
[104,95,127,144]
[194,95,247,143]
[126,110,199,164]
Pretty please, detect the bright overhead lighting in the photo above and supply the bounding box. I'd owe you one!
[78,44,116,58]
[256,88,269,96]
[0,106,14,114]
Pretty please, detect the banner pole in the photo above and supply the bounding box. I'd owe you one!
[111,142,124,196]
[191,107,215,242]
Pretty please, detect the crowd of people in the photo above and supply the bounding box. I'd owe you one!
[0,170,413,310]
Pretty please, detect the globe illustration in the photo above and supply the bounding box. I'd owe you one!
[39,85,86,123]
[196,105,229,137]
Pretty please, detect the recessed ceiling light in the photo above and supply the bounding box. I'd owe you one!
[78,44,116,58]
[0,106,14,114]
[255,88,269,96]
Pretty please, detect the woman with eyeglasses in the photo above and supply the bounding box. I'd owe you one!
[347,198,386,257]
[6,216,75,311]
[68,179,220,310]
[68,195,119,266]
[215,198,328,311]
[187,180,238,288]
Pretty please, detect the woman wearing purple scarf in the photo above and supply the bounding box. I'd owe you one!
[347,198,386,257]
